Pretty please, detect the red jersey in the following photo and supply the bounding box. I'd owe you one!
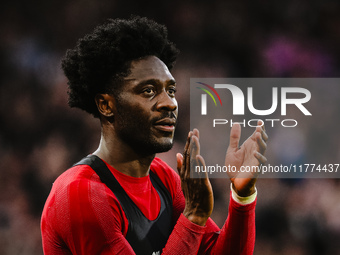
[41,157,256,254]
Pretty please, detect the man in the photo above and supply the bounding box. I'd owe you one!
[41,16,267,254]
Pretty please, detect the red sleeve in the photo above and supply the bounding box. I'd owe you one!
[152,158,256,255]
[164,185,256,255]
[199,195,256,255]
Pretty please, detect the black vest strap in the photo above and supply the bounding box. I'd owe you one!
[74,155,173,255]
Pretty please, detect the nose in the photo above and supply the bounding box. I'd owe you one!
[156,90,177,112]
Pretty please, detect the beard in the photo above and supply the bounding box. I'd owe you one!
[119,128,174,156]
[114,103,176,156]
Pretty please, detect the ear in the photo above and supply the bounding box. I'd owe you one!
[95,94,116,117]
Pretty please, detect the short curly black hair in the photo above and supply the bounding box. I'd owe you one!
[61,16,179,118]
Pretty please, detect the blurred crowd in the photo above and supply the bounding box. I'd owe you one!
[1,0,340,254]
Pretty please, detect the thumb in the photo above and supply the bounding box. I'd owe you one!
[229,123,241,151]
[176,153,183,174]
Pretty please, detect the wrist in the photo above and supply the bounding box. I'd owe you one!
[183,210,209,226]
[231,183,256,197]
[231,183,257,205]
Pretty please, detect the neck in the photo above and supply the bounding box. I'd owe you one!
[93,131,155,178]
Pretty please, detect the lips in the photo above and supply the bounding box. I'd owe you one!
[154,118,176,132]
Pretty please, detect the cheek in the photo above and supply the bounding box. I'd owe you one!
[116,102,152,127]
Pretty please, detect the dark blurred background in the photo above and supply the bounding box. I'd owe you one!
[1,0,340,254]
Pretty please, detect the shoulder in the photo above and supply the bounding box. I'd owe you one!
[150,157,181,199]
[42,164,129,249]
[41,164,97,238]
[43,163,124,224]
[46,163,126,210]
[57,163,96,182]
[51,164,101,196]
[42,163,127,237]
[42,164,104,219]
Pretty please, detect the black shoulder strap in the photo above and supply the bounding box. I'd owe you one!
[74,154,173,254]
[74,155,171,216]
[74,155,132,204]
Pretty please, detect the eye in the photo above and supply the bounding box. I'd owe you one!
[142,86,155,97]
[167,86,177,97]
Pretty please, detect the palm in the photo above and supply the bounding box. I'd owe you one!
[225,123,267,197]
[177,129,214,226]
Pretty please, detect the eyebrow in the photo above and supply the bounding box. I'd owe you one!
[135,78,177,87]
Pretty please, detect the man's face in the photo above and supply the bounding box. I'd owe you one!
[113,56,178,155]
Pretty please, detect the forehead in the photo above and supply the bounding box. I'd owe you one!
[125,56,174,83]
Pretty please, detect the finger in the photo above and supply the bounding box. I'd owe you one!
[255,124,268,146]
[257,120,264,128]
[256,132,267,153]
[261,129,268,142]
[254,151,267,164]
[192,128,200,139]
[229,123,241,151]
[257,121,268,142]
[184,143,191,180]
[255,122,263,135]
[191,135,200,157]
[176,153,183,173]
[195,154,207,179]
[190,135,200,178]
[183,131,192,153]
[259,120,266,133]
[179,131,192,177]
[196,154,206,168]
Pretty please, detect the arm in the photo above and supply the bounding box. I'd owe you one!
[160,178,257,255]
[203,191,257,255]
[160,130,213,254]
[173,121,267,254]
